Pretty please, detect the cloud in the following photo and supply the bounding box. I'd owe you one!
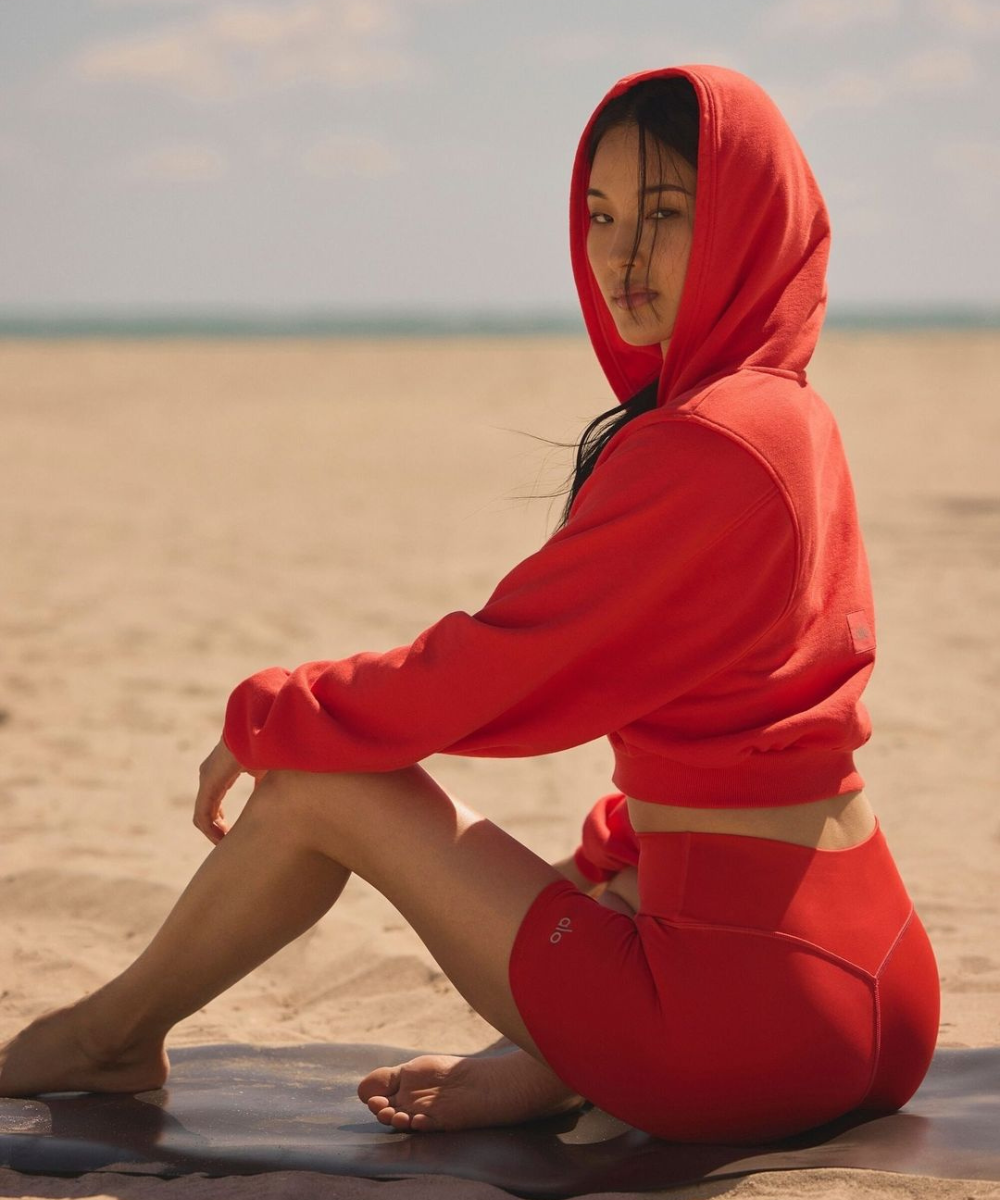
[126,141,228,181]
[75,26,233,99]
[530,30,616,67]
[71,0,421,100]
[935,136,1000,218]
[899,45,980,89]
[90,0,204,7]
[0,133,21,167]
[760,0,902,36]
[768,70,885,126]
[823,180,888,236]
[527,30,745,74]
[769,46,979,125]
[204,0,399,46]
[626,40,747,72]
[300,133,401,179]
[926,0,1000,35]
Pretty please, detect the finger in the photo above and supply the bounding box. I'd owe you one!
[193,782,227,843]
[195,773,234,841]
[195,796,230,844]
[194,745,241,842]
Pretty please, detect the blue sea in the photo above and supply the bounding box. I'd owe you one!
[0,306,997,339]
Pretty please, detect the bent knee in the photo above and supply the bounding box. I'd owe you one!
[240,764,441,830]
[258,766,424,792]
[239,769,333,827]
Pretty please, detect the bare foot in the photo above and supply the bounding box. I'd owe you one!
[0,1002,169,1098]
[357,1049,584,1132]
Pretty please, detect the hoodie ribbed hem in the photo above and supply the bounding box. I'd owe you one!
[612,749,864,808]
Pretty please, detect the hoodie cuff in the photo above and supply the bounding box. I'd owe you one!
[573,846,615,884]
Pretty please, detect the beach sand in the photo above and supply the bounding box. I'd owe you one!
[1,331,998,1199]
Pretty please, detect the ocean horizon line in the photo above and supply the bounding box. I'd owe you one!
[0,305,998,339]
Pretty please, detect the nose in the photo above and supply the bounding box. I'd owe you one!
[608,221,644,273]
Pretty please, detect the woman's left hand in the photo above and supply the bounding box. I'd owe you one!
[194,739,265,845]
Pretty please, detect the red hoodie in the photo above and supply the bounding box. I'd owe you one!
[223,65,876,881]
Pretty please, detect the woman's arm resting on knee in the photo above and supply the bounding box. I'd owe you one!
[193,738,267,845]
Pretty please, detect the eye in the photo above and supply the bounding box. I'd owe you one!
[648,207,679,220]
[588,211,612,225]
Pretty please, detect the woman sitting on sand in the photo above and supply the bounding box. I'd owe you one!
[0,65,940,1143]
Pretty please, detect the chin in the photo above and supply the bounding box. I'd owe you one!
[607,310,672,348]
[615,326,669,348]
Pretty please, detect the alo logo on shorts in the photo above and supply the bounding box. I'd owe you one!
[550,916,573,944]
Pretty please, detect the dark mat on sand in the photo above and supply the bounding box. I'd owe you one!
[1,1044,998,1197]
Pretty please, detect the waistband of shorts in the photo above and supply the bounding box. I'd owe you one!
[635,818,910,939]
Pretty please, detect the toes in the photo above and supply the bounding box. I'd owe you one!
[363,1096,435,1133]
[371,1103,418,1132]
[365,1098,398,1126]
[357,1066,401,1104]
[357,1056,452,1134]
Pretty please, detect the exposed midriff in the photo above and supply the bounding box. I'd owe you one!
[626,789,877,851]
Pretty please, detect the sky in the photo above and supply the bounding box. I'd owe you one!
[1,0,998,316]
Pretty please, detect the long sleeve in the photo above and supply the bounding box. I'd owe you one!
[573,792,641,883]
[223,415,799,774]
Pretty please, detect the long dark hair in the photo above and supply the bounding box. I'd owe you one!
[557,76,699,528]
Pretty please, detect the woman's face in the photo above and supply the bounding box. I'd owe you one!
[586,121,696,356]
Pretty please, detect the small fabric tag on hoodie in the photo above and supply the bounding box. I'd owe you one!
[847,609,876,654]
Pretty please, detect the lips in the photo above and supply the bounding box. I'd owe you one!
[612,289,658,310]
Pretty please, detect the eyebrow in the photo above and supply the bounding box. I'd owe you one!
[587,183,691,198]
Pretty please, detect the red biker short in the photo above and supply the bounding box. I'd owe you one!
[508,820,939,1143]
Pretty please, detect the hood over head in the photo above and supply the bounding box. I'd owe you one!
[571,65,830,407]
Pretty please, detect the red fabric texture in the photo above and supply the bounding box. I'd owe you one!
[573,792,640,883]
[510,822,940,1143]
[223,64,876,816]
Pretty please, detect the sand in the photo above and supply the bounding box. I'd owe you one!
[0,331,998,1198]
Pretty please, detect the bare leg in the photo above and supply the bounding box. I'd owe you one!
[358,870,639,1129]
[0,766,586,1129]
[0,806,351,1097]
